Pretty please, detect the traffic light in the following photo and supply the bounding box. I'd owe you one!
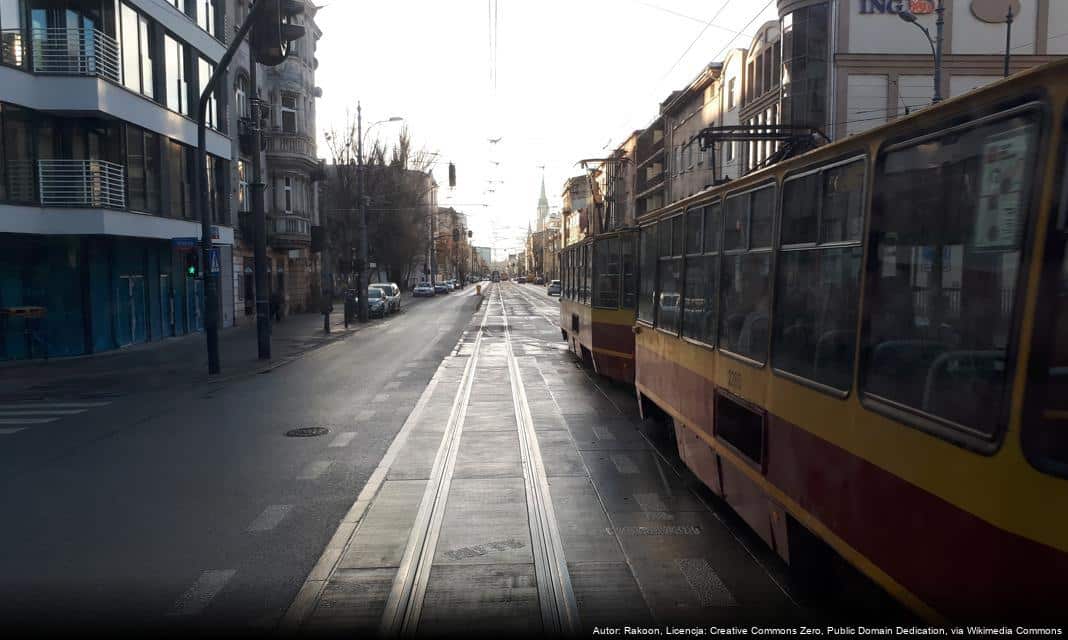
[184,252,200,278]
[250,0,306,67]
[448,162,456,188]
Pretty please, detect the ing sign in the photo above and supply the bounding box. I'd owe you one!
[859,0,935,14]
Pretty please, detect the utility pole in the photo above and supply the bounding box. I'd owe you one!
[357,103,369,323]
[194,0,273,374]
[933,0,944,103]
[251,60,271,359]
[1004,5,1014,78]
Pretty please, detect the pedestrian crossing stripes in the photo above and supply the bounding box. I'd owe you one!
[0,400,112,433]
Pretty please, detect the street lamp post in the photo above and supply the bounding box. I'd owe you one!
[899,1,944,104]
[354,106,403,323]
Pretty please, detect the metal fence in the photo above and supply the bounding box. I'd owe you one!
[30,27,120,82]
[37,159,126,209]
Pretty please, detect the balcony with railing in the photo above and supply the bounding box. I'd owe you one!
[5,159,126,209]
[3,26,121,82]
[266,132,318,164]
[269,213,312,249]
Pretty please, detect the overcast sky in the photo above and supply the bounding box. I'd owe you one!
[315,0,779,260]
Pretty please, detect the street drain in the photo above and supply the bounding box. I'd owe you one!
[285,427,330,438]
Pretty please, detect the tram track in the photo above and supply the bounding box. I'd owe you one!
[379,284,578,636]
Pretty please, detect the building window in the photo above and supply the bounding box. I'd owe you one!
[120,3,156,99]
[862,111,1038,437]
[199,57,216,129]
[170,0,187,14]
[237,158,249,212]
[781,2,829,130]
[284,175,292,212]
[727,78,736,110]
[165,35,188,115]
[168,140,193,219]
[281,93,298,133]
[125,126,161,213]
[197,0,217,39]
[719,185,775,362]
[235,74,249,118]
[773,158,865,391]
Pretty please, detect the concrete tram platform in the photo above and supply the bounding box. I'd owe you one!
[283,283,806,636]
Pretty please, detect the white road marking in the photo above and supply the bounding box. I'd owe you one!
[0,418,59,425]
[0,428,27,435]
[357,409,376,420]
[373,393,390,403]
[395,370,411,378]
[298,461,332,480]
[329,432,357,448]
[167,569,237,616]
[384,381,401,390]
[247,505,292,532]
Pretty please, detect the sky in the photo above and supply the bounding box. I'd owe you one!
[315,0,779,261]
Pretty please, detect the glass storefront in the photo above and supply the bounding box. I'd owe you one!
[781,2,829,132]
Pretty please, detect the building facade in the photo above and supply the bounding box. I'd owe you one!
[228,0,322,321]
[1,0,234,360]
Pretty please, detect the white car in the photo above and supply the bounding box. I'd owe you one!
[413,283,434,297]
[371,282,401,312]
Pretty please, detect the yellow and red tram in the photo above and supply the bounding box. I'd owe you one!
[633,59,1068,621]
[559,229,639,383]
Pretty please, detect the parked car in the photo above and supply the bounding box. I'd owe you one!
[365,287,388,318]
[516,276,527,284]
[534,276,544,285]
[547,280,561,296]
[371,282,401,313]
[413,282,434,297]
[434,282,450,294]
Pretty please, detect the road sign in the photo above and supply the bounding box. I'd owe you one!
[209,248,221,274]
[172,237,198,251]
[369,262,377,269]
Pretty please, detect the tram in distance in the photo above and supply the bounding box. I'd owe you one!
[570,58,1068,622]
[559,229,639,383]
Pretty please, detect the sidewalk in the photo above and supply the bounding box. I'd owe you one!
[0,307,363,401]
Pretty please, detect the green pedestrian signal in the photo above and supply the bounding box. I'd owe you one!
[185,252,200,278]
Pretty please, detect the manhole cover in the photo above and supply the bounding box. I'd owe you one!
[285,427,329,438]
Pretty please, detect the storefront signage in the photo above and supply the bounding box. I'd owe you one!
[971,0,1020,23]
[859,0,935,15]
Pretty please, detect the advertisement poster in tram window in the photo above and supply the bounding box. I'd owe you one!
[974,125,1032,250]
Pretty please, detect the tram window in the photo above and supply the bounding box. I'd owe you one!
[595,237,621,309]
[585,243,593,303]
[724,194,747,250]
[622,235,638,310]
[1022,159,1068,474]
[863,112,1038,437]
[704,203,722,253]
[751,186,776,248]
[639,224,658,324]
[782,172,819,245]
[658,214,684,333]
[774,158,866,391]
[821,161,866,243]
[720,252,772,361]
[686,208,703,254]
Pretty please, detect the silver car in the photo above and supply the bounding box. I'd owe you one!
[370,282,401,313]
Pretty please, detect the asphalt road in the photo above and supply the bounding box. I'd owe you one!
[0,286,482,633]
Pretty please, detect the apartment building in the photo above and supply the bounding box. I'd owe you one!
[0,0,233,360]
[228,0,322,320]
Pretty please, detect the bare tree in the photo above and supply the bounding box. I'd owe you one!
[322,114,435,290]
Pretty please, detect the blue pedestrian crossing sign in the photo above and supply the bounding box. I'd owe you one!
[208,247,221,274]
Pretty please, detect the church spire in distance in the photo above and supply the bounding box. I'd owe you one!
[536,171,549,231]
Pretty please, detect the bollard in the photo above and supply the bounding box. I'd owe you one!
[476,284,482,296]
